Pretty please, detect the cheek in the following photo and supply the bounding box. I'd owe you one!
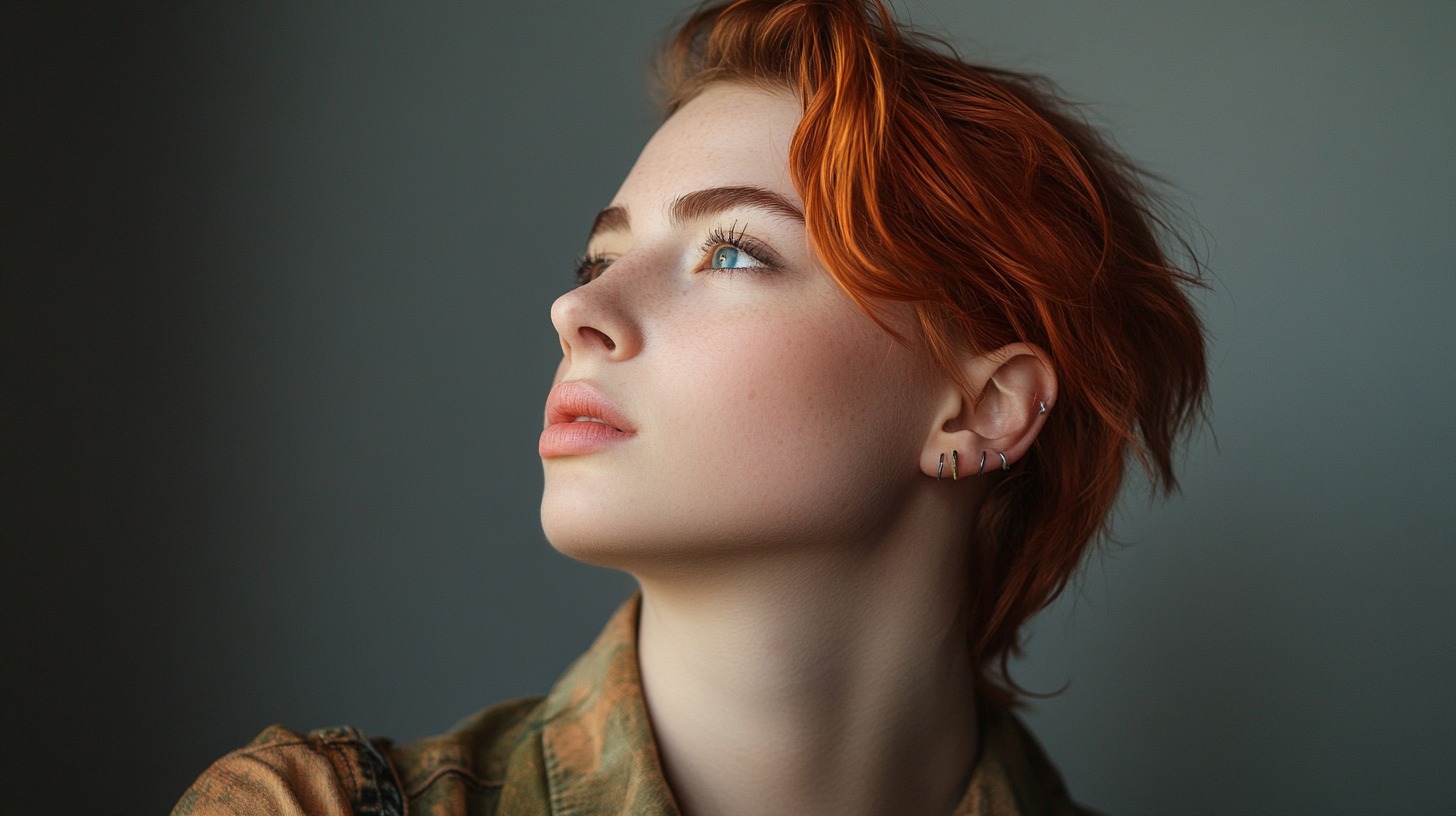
[662,303,924,479]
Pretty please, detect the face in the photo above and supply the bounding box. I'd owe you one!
[541,84,938,567]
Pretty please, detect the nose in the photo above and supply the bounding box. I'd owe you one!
[550,276,641,364]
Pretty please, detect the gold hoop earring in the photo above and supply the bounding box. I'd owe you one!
[951,449,959,480]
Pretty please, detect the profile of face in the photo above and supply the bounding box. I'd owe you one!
[540,84,943,568]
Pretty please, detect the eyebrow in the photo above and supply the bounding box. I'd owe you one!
[586,185,805,242]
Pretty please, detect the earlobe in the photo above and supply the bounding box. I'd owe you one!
[920,343,1057,479]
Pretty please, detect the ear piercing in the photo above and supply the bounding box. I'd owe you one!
[939,449,1010,479]
[973,449,1009,475]
[937,395,1044,482]
[938,450,962,481]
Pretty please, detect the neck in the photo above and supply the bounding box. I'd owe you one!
[633,491,980,816]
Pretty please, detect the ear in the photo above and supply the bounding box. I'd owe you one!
[919,343,1057,480]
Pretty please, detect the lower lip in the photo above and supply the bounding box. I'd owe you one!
[539,421,634,458]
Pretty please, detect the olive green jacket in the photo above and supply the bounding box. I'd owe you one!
[173,596,1093,815]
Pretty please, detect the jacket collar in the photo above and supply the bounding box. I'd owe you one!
[539,594,680,814]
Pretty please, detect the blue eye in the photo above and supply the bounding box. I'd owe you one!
[709,245,763,270]
[698,223,778,273]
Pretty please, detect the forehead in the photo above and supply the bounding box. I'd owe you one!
[612,84,803,214]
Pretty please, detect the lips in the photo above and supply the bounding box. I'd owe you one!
[540,380,636,457]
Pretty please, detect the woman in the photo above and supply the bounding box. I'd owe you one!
[174,1,1206,814]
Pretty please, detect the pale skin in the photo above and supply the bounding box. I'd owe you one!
[542,84,1057,816]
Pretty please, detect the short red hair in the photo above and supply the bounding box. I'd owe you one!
[660,0,1208,705]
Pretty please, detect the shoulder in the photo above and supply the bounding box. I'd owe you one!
[173,696,549,816]
[386,695,550,812]
[172,724,402,815]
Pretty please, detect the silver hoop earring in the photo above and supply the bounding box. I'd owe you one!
[951,449,959,481]
[998,451,1010,471]
[937,453,945,481]
[976,451,986,476]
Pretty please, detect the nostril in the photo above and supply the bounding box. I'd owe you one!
[580,326,616,351]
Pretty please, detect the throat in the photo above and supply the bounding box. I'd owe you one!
[634,573,980,816]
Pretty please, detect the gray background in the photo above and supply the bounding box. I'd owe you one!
[3,2,1452,814]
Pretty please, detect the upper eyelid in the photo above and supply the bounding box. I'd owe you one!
[701,227,780,268]
[586,226,784,257]
[581,217,793,274]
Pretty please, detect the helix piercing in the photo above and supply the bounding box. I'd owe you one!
[1038,400,1047,415]
[977,451,986,476]
[998,451,1010,471]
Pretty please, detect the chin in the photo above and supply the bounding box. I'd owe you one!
[542,491,745,574]
[540,486,657,569]
[541,519,627,569]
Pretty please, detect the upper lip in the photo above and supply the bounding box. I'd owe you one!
[545,380,635,432]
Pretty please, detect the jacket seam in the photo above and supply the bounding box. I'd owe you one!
[405,765,497,799]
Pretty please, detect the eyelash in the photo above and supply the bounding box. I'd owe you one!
[572,222,780,287]
[697,222,778,274]
[574,252,610,287]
